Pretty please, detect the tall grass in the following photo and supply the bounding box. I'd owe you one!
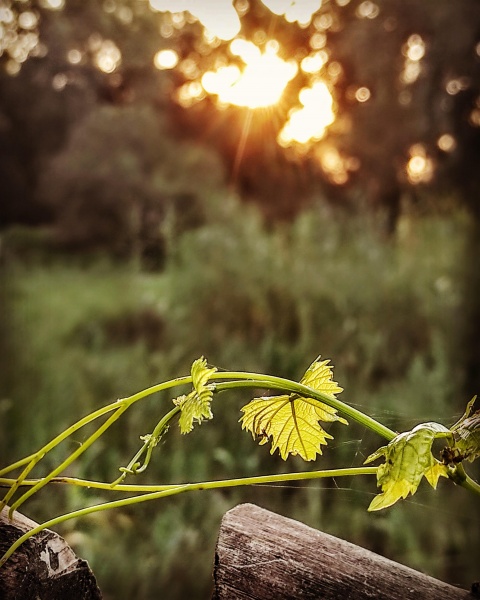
[1,199,478,598]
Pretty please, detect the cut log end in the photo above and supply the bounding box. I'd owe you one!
[0,506,102,600]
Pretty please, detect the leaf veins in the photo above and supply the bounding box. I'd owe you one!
[240,357,347,461]
[365,422,449,511]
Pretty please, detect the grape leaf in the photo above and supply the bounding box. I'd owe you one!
[365,422,449,511]
[173,357,217,434]
[240,358,347,461]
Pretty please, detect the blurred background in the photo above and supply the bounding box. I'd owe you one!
[1,0,480,598]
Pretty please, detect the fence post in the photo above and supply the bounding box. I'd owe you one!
[213,503,476,600]
[0,506,102,599]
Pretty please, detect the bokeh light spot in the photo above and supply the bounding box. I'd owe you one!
[301,50,328,74]
[94,39,121,73]
[470,109,480,127]
[67,48,83,64]
[406,144,434,184]
[39,0,65,9]
[150,0,240,41]
[52,72,68,91]
[355,87,371,102]
[261,0,321,25]
[18,11,38,30]
[154,48,179,70]
[437,134,456,152]
[356,1,380,19]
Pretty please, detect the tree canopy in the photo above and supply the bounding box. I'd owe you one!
[1,0,479,230]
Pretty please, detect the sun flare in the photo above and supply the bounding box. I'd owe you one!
[201,39,298,109]
[151,1,338,145]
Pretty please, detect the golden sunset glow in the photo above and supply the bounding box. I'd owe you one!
[201,40,297,108]
[278,81,335,145]
[150,1,338,148]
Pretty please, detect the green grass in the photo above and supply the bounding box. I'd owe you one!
[1,204,478,598]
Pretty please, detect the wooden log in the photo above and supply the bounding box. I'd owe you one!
[213,503,476,600]
[0,506,102,599]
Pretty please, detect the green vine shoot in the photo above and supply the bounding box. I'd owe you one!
[1,355,479,568]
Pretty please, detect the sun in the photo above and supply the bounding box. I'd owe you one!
[201,39,298,109]
[150,1,337,146]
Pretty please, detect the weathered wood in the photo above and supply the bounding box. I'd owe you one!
[213,503,476,600]
[0,506,102,599]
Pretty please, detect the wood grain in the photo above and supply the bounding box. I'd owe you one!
[213,503,475,600]
[0,506,102,599]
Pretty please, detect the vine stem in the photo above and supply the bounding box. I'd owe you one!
[110,406,181,486]
[0,477,178,492]
[0,366,395,547]
[462,473,480,496]
[1,369,395,494]
[1,376,193,513]
[0,466,377,567]
[211,373,397,441]
[447,463,480,496]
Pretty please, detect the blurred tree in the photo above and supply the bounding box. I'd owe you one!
[2,0,479,224]
[40,103,224,263]
[0,0,226,263]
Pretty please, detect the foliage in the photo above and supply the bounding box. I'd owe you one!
[39,104,226,261]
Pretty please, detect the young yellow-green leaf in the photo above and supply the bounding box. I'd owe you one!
[300,358,347,425]
[240,357,346,461]
[365,422,449,511]
[240,395,334,460]
[173,357,217,434]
